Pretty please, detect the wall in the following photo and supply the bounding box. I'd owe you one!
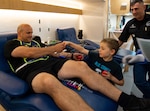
[0,1,106,43]
[79,1,107,43]
[0,9,80,42]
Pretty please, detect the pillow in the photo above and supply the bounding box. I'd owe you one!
[0,33,17,73]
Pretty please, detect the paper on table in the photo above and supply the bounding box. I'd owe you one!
[137,38,150,61]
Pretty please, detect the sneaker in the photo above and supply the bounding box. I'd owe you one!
[123,95,150,111]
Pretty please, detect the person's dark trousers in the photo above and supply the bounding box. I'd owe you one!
[133,63,150,98]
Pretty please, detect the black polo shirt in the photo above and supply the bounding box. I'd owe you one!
[119,14,150,51]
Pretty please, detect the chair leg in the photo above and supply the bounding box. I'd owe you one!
[123,64,129,72]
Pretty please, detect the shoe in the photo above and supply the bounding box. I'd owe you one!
[123,95,150,111]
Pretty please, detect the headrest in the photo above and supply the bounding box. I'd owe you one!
[57,28,80,44]
[0,33,17,72]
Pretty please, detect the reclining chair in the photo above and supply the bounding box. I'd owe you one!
[56,28,100,51]
[0,33,118,111]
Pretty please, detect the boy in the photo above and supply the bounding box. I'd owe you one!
[65,38,124,86]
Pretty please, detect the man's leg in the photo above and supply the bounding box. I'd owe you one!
[133,63,150,98]
[58,60,150,110]
[32,73,93,111]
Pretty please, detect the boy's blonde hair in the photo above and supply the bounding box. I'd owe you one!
[100,38,119,55]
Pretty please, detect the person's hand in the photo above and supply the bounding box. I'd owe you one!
[122,54,145,64]
[53,42,66,53]
[72,53,84,61]
[64,41,71,46]
[101,71,111,79]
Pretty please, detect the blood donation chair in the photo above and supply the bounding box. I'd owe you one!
[56,28,100,51]
[0,33,118,111]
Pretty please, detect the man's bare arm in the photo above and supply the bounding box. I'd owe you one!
[11,42,66,58]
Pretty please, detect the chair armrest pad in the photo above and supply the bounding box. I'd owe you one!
[83,40,99,48]
[0,71,29,96]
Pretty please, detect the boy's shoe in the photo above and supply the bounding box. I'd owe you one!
[123,95,150,111]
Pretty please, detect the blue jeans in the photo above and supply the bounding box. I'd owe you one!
[133,63,150,98]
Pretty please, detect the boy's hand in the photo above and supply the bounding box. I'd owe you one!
[101,71,111,79]
[73,53,84,61]
[53,42,66,53]
[64,41,71,46]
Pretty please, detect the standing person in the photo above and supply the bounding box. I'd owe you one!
[118,0,149,51]
[4,24,150,111]
[118,0,150,98]
[65,38,124,86]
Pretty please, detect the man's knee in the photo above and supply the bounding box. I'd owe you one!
[77,61,89,69]
[32,73,59,92]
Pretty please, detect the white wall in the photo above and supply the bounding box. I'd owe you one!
[0,1,107,43]
[0,9,80,42]
[80,1,107,43]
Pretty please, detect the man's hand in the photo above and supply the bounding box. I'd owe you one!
[64,41,71,46]
[53,42,66,53]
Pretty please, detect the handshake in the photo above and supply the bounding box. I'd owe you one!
[122,54,146,64]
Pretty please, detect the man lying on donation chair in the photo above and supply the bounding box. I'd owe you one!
[0,33,120,111]
[3,24,150,111]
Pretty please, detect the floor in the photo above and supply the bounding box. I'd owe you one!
[117,65,143,111]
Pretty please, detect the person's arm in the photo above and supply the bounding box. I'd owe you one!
[53,51,84,60]
[11,42,66,58]
[118,20,132,47]
[65,41,89,55]
[118,40,124,47]
[109,75,124,86]
[102,71,124,86]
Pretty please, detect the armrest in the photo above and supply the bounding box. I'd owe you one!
[114,48,136,63]
[83,40,100,48]
[0,71,29,97]
[82,40,99,50]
